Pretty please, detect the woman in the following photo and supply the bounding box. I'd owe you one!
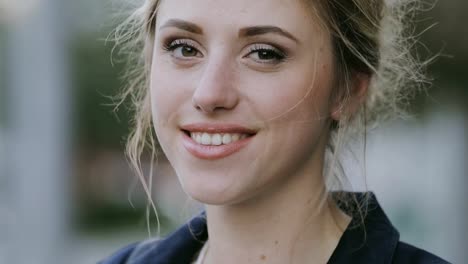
[101,0,449,263]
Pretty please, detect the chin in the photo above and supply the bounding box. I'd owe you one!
[184,186,236,206]
[177,171,248,206]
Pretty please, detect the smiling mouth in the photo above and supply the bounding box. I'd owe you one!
[182,130,255,146]
[180,127,257,160]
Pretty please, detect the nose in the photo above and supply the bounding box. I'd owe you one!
[192,57,239,114]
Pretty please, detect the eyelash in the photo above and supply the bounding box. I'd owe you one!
[162,38,288,65]
[163,39,200,57]
[244,44,287,64]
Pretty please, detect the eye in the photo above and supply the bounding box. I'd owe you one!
[245,44,287,64]
[163,39,202,59]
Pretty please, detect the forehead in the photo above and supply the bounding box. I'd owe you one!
[155,0,324,36]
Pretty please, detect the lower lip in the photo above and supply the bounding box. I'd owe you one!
[181,131,254,160]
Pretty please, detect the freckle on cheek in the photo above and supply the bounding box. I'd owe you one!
[260,254,267,261]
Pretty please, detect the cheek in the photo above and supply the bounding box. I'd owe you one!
[244,65,333,124]
[250,65,334,184]
[150,62,192,124]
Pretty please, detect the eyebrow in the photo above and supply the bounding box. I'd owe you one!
[159,19,298,43]
[239,26,299,43]
[159,19,203,34]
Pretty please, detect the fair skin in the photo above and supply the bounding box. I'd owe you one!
[150,0,366,263]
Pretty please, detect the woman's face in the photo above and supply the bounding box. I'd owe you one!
[151,0,337,205]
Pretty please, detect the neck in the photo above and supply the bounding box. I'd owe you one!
[203,168,351,264]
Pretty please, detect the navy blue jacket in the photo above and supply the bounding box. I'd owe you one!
[99,193,450,263]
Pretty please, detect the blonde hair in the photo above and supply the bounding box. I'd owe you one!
[110,0,428,232]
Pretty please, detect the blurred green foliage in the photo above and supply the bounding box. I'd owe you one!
[77,200,173,234]
[70,33,177,234]
[71,34,144,231]
[72,35,131,150]
[417,4,468,107]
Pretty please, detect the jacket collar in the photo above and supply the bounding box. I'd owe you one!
[139,192,400,264]
[327,192,400,263]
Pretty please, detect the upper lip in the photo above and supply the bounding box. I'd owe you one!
[180,123,258,135]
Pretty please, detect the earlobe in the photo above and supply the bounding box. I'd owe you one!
[330,73,370,121]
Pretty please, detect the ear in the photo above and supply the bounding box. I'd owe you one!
[330,73,370,121]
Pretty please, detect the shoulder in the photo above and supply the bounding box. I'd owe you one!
[98,238,162,264]
[330,192,451,264]
[98,213,208,264]
[392,241,451,264]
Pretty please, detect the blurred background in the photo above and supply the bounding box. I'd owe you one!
[0,0,466,263]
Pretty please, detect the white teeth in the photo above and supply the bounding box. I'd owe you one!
[212,134,222,145]
[201,133,211,145]
[222,134,232,144]
[189,132,250,146]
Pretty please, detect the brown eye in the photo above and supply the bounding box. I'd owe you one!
[245,44,287,64]
[180,46,198,57]
[163,39,202,59]
[257,50,279,60]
